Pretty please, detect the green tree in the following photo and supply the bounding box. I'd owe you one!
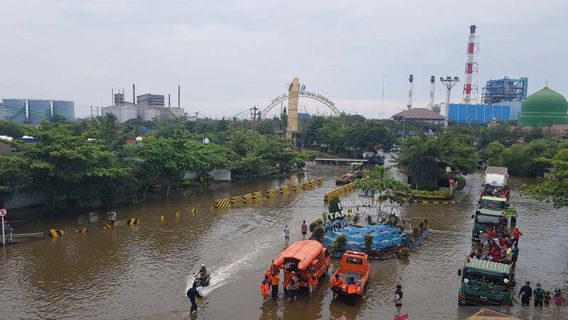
[485,141,506,166]
[355,166,409,211]
[524,148,568,208]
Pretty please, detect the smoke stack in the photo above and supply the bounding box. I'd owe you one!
[463,25,477,104]
[429,75,436,109]
[168,94,171,108]
[132,83,136,105]
[407,74,414,110]
[177,85,181,109]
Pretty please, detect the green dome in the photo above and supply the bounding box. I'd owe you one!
[519,86,568,127]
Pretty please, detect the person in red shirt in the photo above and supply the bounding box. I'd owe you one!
[490,246,501,262]
[486,227,496,239]
[512,228,523,245]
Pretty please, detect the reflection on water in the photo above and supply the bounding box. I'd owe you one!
[1,165,567,320]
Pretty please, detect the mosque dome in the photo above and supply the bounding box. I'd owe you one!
[519,87,568,127]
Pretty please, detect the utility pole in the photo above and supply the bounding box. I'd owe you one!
[440,76,460,127]
[250,106,260,132]
[194,112,199,134]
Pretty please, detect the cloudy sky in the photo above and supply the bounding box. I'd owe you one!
[0,0,566,119]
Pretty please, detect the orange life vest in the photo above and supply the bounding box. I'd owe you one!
[283,272,293,287]
[260,282,270,297]
[271,273,280,286]
[308,274,318,286]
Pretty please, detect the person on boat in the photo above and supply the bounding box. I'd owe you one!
[260,275,270,300]
[301,221,308,240]
[286,278,298,302]
[330,274,344,299]
[519,281,533,306]
[186,283,203,314]
[394,285,403,315]
[107,211,117,225]
[512,227,523,245]
[270,270,280,300]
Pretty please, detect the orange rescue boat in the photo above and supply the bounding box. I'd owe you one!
[331,250,371,302]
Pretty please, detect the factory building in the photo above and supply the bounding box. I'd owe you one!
[101,92,185,123]
[519,86,568,128]
[0,99,75,124]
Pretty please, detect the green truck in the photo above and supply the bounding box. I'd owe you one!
[472,208,517,242]
[458,258,515,306]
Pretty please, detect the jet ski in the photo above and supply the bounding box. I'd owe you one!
[192,264,211,288]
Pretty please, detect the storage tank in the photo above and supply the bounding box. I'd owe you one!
[52,100,75,121]
[28,100,52,124]
[1,99,27,124]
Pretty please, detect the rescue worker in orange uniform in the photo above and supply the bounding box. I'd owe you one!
[308,272,318,294]
[271,271,280,300]
[283,271,293,293]
[330,274,344,299]
[260,275,270,299]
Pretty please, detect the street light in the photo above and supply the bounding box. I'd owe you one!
[440,76,460,127]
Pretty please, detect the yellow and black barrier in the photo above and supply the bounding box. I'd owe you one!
[231,196,246,206]
[49,229,64,238]
[190,208,199,214]
[252,191,264,201]
[315,177,323,185]
[290,183,302,192]
[75,227,88,234]
[266,188,276,197]
[324,181,357,202]
[101,223,114,230]
[409,199,456,205]
[127,217,140,225]
[214,198,231,209]
[279,185,289,194]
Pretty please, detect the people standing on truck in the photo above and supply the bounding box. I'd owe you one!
[308,271,318,294]
[534,283,545,307]
[301,221,308,240]
[286,279,298,302]
[186,283,203,314]
[270,271,280,300]
[394,285,403,315]
[260,276,270,300]
[512,227,523,245]
[519,281,533,306]
[330,274,344,299]
[283,225,290,244]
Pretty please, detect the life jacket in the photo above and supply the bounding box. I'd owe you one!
[271,273,280,286]
[308,274,318,286]
[260,280,270,297]
[284,272,292,287]
[331,277,343,288]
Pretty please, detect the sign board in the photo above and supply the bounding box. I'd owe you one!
[0,208,6,217]
[449,179,455,184]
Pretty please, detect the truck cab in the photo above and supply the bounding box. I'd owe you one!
[458,258,515,306]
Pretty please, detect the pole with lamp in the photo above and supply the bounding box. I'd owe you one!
[440,76,460,127]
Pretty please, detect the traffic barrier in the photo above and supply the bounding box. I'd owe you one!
[160,215,165,223]
[214,198,231,209]
[191,208,199,214]
[49,229,64,238]
[266,188,276,197]
[315,177,323,185]
[252,191,264,201]
[101,223,113,230]
[127,217,140,225]
[409,199,455,205]
[290,183,302,192]
[176,211,181,219]
[75,227,88,234]
[279,186,289,194]
[323,181,357,202]
[231,196,246,206]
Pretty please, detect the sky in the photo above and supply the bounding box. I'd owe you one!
[0,0,566,119]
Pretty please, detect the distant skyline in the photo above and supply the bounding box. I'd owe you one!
[0,0,566,119]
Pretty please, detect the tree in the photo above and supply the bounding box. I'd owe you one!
[355,166,409,212]
[328,196,341,213]
[485,141,506,166]
[523,148,568,208]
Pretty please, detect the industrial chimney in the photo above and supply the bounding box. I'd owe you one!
[429,75,436,109]
[407,74,414,110]
[463,25,478,104]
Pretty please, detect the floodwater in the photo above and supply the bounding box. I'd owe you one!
[1,163,568,320]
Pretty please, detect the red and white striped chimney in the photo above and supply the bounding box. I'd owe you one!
[463,25,477,104]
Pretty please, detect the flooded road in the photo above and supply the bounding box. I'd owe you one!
[1,164,568,320]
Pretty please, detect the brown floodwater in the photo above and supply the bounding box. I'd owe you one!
[1,163,567,320]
